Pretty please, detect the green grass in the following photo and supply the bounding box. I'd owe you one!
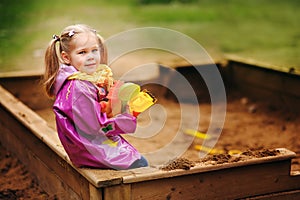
[0,0,299,72]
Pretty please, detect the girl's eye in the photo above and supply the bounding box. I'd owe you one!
[78,51,86,54]
[92,49,99,53]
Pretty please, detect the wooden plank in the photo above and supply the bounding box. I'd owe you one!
[230,62,300,98]
[225,57,300,111]
[0,75,53,110]
[123,148,296,184]
[0,108,88,199]
[225,54,300,75]
[244,189,300,200]
[129,160,300,200]
[0,70,43,78]
[0,85,68,159]
[158,64,213,102]
[158,56,218,69]
[103,184,131,200]
[89,184,103,200]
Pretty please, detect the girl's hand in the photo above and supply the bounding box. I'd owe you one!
[100,100,113,118]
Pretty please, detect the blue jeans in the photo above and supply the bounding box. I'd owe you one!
[128,156,148,169]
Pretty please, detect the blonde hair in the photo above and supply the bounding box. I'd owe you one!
[43,24,107,97]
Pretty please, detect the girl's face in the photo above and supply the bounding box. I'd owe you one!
[62,32,101,74]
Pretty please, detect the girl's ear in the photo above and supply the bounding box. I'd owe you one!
[61,51,71,64]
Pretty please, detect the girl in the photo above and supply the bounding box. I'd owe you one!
[43,24,148,170]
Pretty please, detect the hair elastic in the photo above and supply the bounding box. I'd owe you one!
[68,30,75,37]
[52,34,60,42]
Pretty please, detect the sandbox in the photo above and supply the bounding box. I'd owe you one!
[0,56,299,199]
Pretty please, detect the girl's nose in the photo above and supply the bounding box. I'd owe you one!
[87,52,94,60]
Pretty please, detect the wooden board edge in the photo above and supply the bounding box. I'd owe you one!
[123,148,296,184]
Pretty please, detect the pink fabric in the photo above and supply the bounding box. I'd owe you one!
[53,64,141,169]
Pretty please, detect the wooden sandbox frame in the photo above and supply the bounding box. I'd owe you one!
[0,58,300,199]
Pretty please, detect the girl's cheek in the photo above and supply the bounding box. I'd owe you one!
[93,51,100,59]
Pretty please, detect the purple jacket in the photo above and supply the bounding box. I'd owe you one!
[53,64,141,169]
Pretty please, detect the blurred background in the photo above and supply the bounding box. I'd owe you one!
[0,0,299,72]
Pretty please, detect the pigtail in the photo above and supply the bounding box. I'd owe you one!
[43,38,60,97]
[97,34,108,65]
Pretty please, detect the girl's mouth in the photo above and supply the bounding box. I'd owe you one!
[85,63,96,67]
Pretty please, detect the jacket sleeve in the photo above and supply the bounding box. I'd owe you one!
[71,81,137,136]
